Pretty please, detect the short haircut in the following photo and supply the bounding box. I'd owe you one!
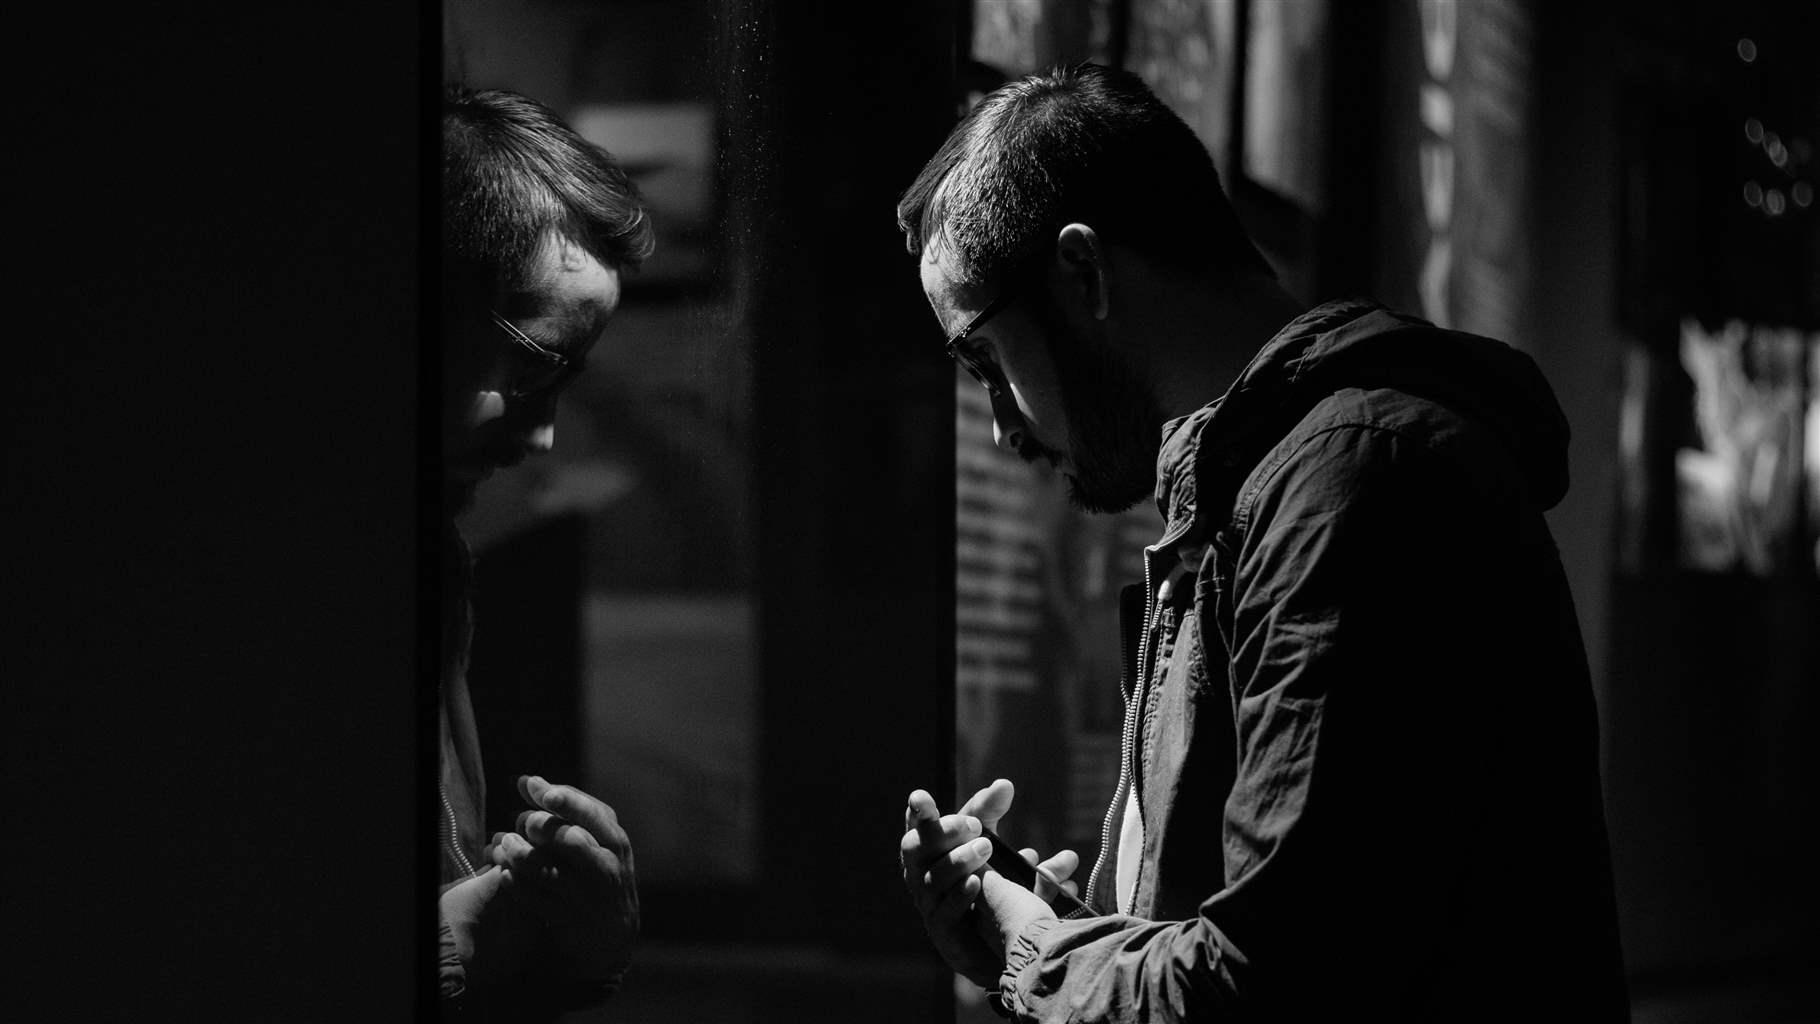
[897,62,1270,289]
[443,86,654,304]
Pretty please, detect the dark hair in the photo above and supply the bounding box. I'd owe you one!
[443,87,655,303]
[897,62,1270,288]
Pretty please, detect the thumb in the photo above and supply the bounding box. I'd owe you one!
[957,778,1016,831]
[439,865,504,917]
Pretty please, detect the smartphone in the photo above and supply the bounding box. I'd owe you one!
[980,826,1091,917]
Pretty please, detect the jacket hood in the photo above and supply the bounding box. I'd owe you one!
[1156,299,1573,534]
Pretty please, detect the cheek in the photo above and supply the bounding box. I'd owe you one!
[442,389,507,457]
[1003,366,1067,435]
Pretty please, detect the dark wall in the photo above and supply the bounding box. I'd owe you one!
[1531,0,1625,734]
[1545,0,1820,1005]
[10,4,425,1017]
[720,0,962,952]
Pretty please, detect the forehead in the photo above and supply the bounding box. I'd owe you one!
[506,231,621,334]
[918,243,985,335]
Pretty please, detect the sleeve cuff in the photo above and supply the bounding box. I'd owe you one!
[993,915,1061,1019]
[438,916,468,1003]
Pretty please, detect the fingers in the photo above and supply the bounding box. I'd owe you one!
[495,831,607,891]
[975,866,1056,936]
[1037,848,1080,882]
[900,798,992,921]
[1002,844,1081,904]
[926,869,983,933]
[516,808,601,849]
[904,789,941,833]
[899,809,984,879]
[494,835,565,919]
[1018,847,1081,901]
[904,781,1014,839]
[956,778,1015,832]
[492,832,552,880]
[919,835,993,909]
[513,812,634,892]
[517,775,630,854]
[1015,847,1056,901]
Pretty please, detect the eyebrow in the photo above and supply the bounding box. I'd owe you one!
[516,306,612,357]
[508,320,568,355]
[948,287,1017,345]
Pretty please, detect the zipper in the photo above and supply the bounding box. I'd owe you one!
[1082,555,1159,915]
[441,783,478,879]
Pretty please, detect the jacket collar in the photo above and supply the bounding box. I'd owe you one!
[1151,299,1396,549]
[1150,295,1574,552]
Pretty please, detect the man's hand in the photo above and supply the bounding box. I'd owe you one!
[974,866,1060,965]
[438,866,539,989]
[900,779,1079,988]
[491,775,639,986]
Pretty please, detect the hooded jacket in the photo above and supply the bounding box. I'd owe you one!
[996,300,1628,1021]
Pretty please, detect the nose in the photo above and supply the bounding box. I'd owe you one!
[987,387,1026,454]
[468,390,507,429]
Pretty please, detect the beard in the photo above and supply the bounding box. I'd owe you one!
[1031,305,1165,515]
[445,476,487,516]
[444,480,479,517]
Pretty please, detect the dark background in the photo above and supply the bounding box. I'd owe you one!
[9,3,427,1017]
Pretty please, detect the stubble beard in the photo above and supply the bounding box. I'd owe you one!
[444,480,479,518]
[1041,316,1163,516]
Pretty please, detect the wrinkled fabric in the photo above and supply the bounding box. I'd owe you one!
[439,917,468,1004]
[999,301,1628,1021]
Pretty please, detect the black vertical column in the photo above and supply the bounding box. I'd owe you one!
[718,0,960,985]
[9,4,423,1018]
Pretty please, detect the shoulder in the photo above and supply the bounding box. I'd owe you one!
[1231,387,1504,533]
[1231,413,1409,535]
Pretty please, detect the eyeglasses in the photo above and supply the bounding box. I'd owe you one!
[944,287,1017,398]
[489,311,573,399]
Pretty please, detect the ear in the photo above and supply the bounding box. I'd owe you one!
[1052,223,1111,322]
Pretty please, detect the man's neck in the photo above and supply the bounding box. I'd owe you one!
[1145,273,1307,422]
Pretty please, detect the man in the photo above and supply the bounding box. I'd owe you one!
[437,86,651,1018]
[897,63,1628,1020]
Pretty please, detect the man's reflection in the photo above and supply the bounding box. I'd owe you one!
[438,85,653,1018]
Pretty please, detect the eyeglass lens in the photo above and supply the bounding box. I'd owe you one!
[953,348,996,391]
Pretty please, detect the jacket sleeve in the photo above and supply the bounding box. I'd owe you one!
[438,926,623,1022]
[997,425,1483,1021]
[440,915,467,1002]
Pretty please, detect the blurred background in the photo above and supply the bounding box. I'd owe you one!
[442,1,1816,1021]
